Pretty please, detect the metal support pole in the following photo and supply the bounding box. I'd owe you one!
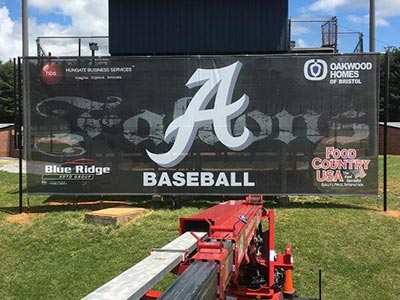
[319,269,322,300]
[13,59,17,149]
[36,38,40,57]
[22,0,29,57]
[383,52,390,212]
[21,0,29,214]
[78,38,81,56]
[17,58,23,214]
[369,0,375,52]
[19,136,23,213]
[334,18,338,52]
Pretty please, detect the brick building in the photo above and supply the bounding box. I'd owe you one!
[379,122,400,155]
[0,124,19,158]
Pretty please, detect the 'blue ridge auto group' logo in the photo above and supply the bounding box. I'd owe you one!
[303,59,328,81]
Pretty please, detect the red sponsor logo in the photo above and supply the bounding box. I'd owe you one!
[40,63,62,85]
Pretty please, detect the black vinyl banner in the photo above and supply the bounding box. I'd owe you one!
[26,54,379,195]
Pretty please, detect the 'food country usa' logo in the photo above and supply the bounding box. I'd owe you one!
[40,63,63,85]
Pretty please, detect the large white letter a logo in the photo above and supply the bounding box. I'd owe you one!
[146,62,254,167]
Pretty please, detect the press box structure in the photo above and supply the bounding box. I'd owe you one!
[108,0,290,55]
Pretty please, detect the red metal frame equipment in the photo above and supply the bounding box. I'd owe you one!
[83,195,297,300]
[150,195,295,300]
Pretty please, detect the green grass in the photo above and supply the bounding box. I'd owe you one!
[0,156,399,299]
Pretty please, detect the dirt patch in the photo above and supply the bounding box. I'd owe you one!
[6,213,32,225]
[5,212,45,225]
[48,200,128,211]
[379,179,400,193]
[384,210,400,218]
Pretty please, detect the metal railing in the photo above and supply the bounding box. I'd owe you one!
[321,17,338,49]
[290,17,364,53]
[36,35,109,57]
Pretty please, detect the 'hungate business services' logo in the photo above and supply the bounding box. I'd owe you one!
[303,59,328,81]
[40,63,63,85]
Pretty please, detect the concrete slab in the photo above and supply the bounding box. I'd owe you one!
[85,206,150,226]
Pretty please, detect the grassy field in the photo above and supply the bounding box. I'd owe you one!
[0,156,399,300]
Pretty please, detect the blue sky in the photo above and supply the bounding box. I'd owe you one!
[289,0,400,52]
[0,0,399,60]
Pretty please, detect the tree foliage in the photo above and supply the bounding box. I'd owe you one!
[0,60,14,123]
[380,47,400,121]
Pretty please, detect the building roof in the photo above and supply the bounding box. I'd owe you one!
[379,122,400,129]
[0,123,14,130]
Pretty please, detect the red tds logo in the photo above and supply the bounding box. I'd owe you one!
[40,63,62,85]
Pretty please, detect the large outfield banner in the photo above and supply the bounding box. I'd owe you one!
[25,54,379,195]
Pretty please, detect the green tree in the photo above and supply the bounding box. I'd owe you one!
[380,47,400,121]
[0,60,15,123]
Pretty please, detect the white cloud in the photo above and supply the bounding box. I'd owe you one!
[29,0,108,35]
[0,6,22,61]
[347,14,364,24]
[376,18,390,27]
[378,0,400,18]
[30,0,109,57]
[295,38,321,49]
[308,0,400,26]
[309,0,366,13]
[291,23,311,36]
[0,0,108,61]
[297,38,310,48]
[347,14,389,27]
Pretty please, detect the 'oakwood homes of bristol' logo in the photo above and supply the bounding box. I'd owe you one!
[146,62,254,168]
[303,59,328,81]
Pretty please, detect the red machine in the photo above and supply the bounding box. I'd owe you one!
[146,195,296,300]
[83,195,301,300]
